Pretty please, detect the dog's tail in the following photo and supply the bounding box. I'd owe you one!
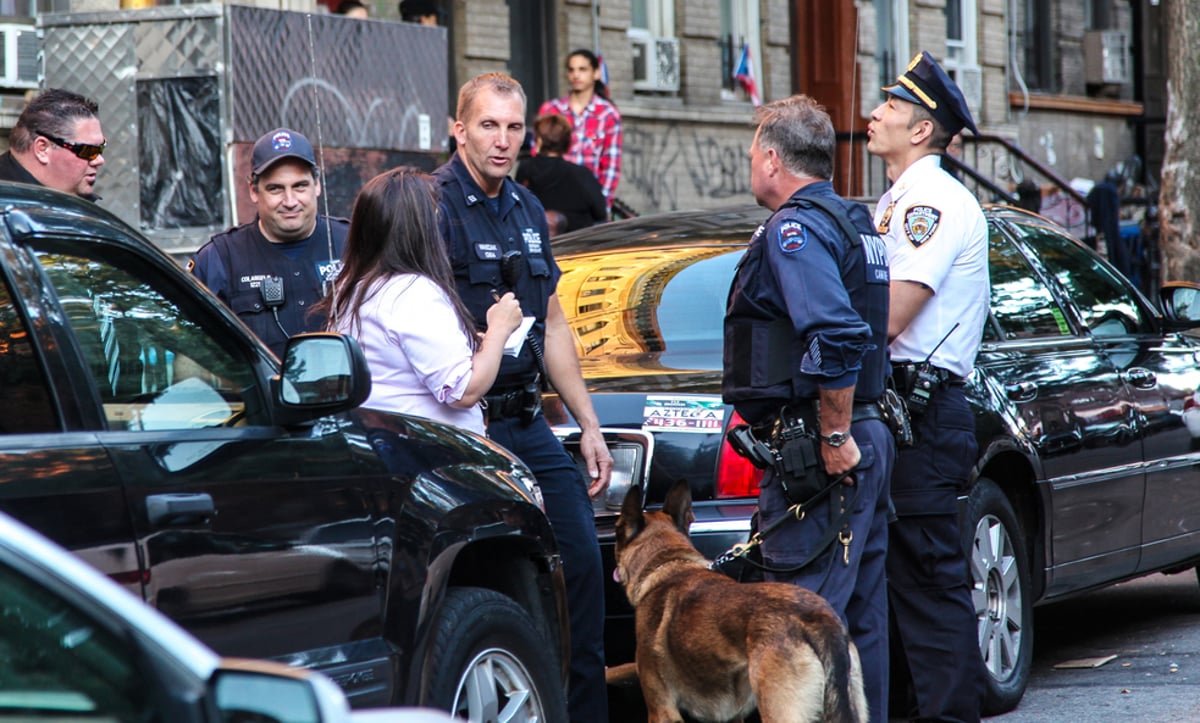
[817,627,868,723]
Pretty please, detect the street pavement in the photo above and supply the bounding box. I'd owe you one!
[988,572,1200,722]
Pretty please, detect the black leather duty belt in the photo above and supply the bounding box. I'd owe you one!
[891,362,967,390]
[752,400,885,437]
[482,385,542,422]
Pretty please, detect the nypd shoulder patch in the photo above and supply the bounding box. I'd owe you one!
[903,205,941,247]
[777,221,808,254]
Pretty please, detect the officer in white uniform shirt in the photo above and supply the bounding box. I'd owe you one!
[866,50,990,723]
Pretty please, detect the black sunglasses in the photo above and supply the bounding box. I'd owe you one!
[40,133,106,161]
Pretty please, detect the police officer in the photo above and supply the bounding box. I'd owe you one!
[723,94,894,722]
[867,51,990,722]
[190,128,347,359]
[433,72,612,723]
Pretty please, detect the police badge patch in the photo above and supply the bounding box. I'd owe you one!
[777,221,807,253]
[903,206,941,247]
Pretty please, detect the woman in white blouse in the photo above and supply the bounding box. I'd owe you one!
[322,166,522,434]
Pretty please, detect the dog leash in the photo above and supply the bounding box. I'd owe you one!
[709,475,857,576]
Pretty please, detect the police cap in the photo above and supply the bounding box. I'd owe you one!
[251,128,317,176]
[883,51,979,136]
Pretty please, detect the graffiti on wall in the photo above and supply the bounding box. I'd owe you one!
[623,122,752,212]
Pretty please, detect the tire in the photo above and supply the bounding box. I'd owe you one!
[426,586,567,722]
[966,477,1034,716]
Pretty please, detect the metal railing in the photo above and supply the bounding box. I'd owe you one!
[835,130,1160,298]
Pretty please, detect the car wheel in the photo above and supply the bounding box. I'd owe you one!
[426,586,567,722]
[967,477,1033,716]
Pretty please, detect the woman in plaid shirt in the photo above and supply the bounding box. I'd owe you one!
[537,49,622,212]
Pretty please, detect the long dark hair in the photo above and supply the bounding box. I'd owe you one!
[322,166,477,348]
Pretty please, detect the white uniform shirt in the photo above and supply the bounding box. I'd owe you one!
[874,154,989,377]
[333,274,484,435]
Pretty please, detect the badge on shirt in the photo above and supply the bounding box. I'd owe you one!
[877,201,896,234]
[777,221,808,254]
[522,228,543,256]
[316,259,343,283]
[903,206,942,247]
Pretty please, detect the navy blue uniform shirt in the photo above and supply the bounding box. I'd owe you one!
[190,216,347,359]
[433,154,558,390]
[723,181,890,424]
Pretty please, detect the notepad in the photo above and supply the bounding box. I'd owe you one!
[504,316,536,357]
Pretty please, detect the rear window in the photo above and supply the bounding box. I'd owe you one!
[559,248,739,371]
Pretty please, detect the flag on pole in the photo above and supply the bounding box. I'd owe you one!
[733,42,761,107]
[597,53,610,89]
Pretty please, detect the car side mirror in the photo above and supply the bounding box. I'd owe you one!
[212,662,351,723]
[1159,282,1200,330]
[272,333,371,424]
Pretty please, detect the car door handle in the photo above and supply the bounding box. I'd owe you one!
[1123,367,1157,389]
[146,493,214,528]
[1005,381,1038,402]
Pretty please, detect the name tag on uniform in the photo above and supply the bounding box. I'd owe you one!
[474,242,501,260]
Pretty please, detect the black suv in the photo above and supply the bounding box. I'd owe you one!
[0,183,568,721]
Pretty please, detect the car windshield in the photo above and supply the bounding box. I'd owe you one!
[0,562,148,721]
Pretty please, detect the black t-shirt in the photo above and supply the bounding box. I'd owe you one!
[516,155,607,232]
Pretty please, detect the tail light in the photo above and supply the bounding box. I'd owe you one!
[715,410,763,498]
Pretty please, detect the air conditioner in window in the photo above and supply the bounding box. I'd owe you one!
[629,29,680,92]
[1084,30,1130,85]
[0,23,38,90]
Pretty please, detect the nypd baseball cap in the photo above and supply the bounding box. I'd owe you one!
[883,51,979,136]
[251,128,317,176]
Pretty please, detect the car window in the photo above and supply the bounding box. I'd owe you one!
[986,227,1073,341]
[0,276,57,434]
[656,250,740,369]
[1007,220,1149,337]
[0,562,150,722]
[30,240,264,431]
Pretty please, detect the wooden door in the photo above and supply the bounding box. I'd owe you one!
[793,0,865,196]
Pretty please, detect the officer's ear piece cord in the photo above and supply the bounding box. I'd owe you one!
[496,250,550,389]
[260,276,291,341]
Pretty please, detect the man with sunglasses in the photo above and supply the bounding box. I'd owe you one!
[0,88,105,201]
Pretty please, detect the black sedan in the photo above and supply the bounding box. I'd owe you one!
[547,203,1200,715]
[0,182,568,721]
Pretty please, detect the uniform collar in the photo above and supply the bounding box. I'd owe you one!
[447,154,524,215]
[791,179,835,201]
[882,154,943,204]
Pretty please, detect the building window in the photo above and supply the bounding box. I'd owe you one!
[945,0,980,115]
[719,0,761,103]
[630,0,675,37]
[1022,0,1056,92]
[877,0,911,90]
[629,0,679,94]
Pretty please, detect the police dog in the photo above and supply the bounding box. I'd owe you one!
[612,481,867,723]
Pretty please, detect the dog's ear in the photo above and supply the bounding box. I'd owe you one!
[617,484,646,544]
[663,480,695,535]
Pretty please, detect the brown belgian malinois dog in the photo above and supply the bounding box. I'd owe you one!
[611,481,868,723]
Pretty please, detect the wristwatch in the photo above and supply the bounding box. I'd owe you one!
[820,430,851,448]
